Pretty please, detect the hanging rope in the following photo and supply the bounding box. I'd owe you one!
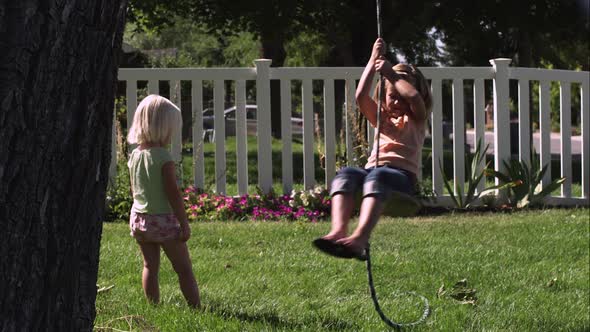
[365,246,430,330]
[366,0,430,329]
[375,0,383,169]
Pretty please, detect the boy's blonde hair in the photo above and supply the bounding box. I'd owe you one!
[127,95,181,146]
[374,63,433,113]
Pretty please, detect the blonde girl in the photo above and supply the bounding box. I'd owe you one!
[127,94,200,307]
[314,38,433,260]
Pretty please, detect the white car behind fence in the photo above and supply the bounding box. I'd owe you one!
[202,105,303,139]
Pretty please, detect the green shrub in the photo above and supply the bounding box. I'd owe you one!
[484,151,565,208]
[105,162,133,223]
[439,139,490,209]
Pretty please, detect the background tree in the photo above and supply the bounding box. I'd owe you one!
[311,0,439,67]
[0,1,127,330]
[128,0,322,138]
[125,0,588,148]
[430,0,589,129]
[126,0,440,138]
[127,0,589,70]
[432,0,589,69]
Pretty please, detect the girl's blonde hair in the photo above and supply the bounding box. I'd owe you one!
[374,63,433,113]
[127,94,181,146]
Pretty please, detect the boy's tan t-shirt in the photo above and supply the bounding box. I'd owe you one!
[365,114,426,175]
[128,147,173,214]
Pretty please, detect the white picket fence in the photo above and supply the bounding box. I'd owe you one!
[112,59,589,207]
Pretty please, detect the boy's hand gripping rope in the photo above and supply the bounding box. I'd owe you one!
[367,0,430,329]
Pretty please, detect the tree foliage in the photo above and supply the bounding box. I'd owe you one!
[125,18,259,68]
[127,0,443,66]
[127,0,588,70]
[431,0,589,69]
[125,0,588,139]
[127,0,322,66]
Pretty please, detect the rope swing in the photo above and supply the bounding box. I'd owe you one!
[364,0,430,329]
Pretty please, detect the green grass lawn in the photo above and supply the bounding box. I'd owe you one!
[95,208,589,331]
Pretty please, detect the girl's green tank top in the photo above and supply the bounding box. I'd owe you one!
[127,147,174,214]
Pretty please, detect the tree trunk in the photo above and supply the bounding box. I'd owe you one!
[0,1,127,331]
[517,29,533,68]
[260,32,286,139]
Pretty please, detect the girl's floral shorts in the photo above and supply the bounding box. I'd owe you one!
[129,211,180,243]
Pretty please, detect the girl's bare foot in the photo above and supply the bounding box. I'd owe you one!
[321,231,347,242]
[335,235,368,258]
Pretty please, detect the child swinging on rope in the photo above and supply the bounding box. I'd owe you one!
[314,38,432,261]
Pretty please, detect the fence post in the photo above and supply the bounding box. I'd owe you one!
[255,59,273,193]
[344,78,356,166]
[490,58,512,200]
[171,81,183,188]
[582,78,590,199]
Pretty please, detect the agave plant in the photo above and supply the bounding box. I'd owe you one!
[439,139,490,209]
[484,151,565,208]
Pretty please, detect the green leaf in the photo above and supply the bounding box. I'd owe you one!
[485,168,512,183]
[440,159,460,208]
[457,184,465,208]
[478,182,517,197]
[534,164,549,186]
[534,177,566,199]
[516,194,530,208]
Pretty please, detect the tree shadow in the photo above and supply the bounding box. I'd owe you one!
[203,299,357,331]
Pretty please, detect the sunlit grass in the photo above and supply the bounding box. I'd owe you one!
[96,208,589,331]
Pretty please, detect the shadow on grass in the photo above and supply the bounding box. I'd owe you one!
[204,299,357,331]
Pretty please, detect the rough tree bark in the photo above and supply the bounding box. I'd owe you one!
[0,1,127,331]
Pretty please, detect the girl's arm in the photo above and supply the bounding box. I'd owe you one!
[163,161,190,241]
[376,62,429,122]
[356,38,428,123]
[355,39,382,126]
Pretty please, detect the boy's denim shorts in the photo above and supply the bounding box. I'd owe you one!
[329,166,416,199]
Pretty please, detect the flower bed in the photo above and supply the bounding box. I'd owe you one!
[183,186,331,222]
